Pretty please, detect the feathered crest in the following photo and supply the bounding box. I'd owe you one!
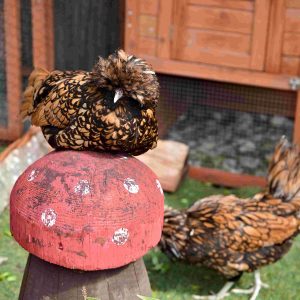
[91,49,159,106]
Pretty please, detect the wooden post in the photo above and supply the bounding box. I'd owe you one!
[3,0,23,140]
[293,91,300,144]
[19,254,152,300]
[31,0,54,70]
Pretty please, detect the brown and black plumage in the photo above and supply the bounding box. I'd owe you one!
[159,137,300,300]
[21,50,159,156]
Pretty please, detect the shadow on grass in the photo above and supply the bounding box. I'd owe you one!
[144,249,227,297]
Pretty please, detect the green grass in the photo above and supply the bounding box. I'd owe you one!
[1,177,300,299]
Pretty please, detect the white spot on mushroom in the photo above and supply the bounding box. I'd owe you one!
[112,228,129,245]
[28,169,39,182]
[123,178,139,194]
[41,208,57,227]
[156,179,163,194]
[74,180,91,195]
[120,156,128,160]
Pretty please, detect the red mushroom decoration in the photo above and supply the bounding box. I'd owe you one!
[10,150,164,271]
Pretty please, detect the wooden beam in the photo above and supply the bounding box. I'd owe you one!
[143,55,292,90]
[293,91,300,144]
[124,0,139,53]
[31,0,54,70]
[265,0,285,73]
[250,0,271,70]
[157,0,173,59]
[189,166,266,188]
[4,0,23,140]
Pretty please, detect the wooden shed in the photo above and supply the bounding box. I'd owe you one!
[125,0,300,185]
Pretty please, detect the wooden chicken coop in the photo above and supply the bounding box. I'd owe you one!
[125,0,300,186]
[1,0,300,186]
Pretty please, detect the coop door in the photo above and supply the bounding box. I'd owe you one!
[171,0,270,70]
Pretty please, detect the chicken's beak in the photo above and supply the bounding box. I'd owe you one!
[114,88,123,103]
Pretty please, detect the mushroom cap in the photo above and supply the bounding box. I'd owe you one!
[10,151,164,270]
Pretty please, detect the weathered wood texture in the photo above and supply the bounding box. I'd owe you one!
[1,0,23,140]
[53,0,123,70]
[125,0,300,82]
[137,140,189,192]
[31,0,54,70]
[19,254,152,300]
[11,150,164,270]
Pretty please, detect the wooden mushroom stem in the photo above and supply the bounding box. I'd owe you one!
[19,254,152,300]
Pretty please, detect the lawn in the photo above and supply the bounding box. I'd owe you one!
[1,177,300,299]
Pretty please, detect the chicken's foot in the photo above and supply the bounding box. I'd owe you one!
[231,270,268,300]
[192,281,234,300]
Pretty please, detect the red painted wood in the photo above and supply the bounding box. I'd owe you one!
[10,151,164,271]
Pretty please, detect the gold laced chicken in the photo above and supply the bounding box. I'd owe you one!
[21,50,159,156]
[159,137,300,300]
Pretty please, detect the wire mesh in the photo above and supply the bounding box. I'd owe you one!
[0,0,8,127]
[20,0,32,90]
[157,74,296,176]
[53,0,122,70]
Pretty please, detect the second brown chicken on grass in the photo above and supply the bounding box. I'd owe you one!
[159,137,300,300]
[21,49,159,156]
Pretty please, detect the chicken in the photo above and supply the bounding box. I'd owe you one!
[159,137,300,300]
[21,50,159,156]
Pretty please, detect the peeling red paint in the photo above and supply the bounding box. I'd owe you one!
[10,150,164,270]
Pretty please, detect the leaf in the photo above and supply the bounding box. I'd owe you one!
[3,230,12,237]
[0,272,16,282]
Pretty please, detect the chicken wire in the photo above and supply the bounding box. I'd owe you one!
[0,0,7,127]
[157,74,296,176]
[20,0,32,90]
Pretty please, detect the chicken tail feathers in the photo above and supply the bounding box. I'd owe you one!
[159,206,189,260]
[268,136,300,201]
[21,67,50,120]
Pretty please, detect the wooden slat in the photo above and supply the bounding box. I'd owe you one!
[157,0,173,59]
[124,0,139,53]
[189,166,266,188]
[4,0,22,140]
[293,91,300,144]
[186,29,250,53]
[287,0,300,9]
[250,0,271,70]
[137,37,157,56]
[143,55,292,90]
[137,140,189,192]
[139,0,159,15]
[186,5,253,34]
[285,8,300,33]
[171,0,189,59]
[188,0,254,11]
[139,15,157,38]
[283,32,300,56]
[180,31,250,69]
[281,56,300,75]
[265,0,285,73]
[31,0,54,70]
